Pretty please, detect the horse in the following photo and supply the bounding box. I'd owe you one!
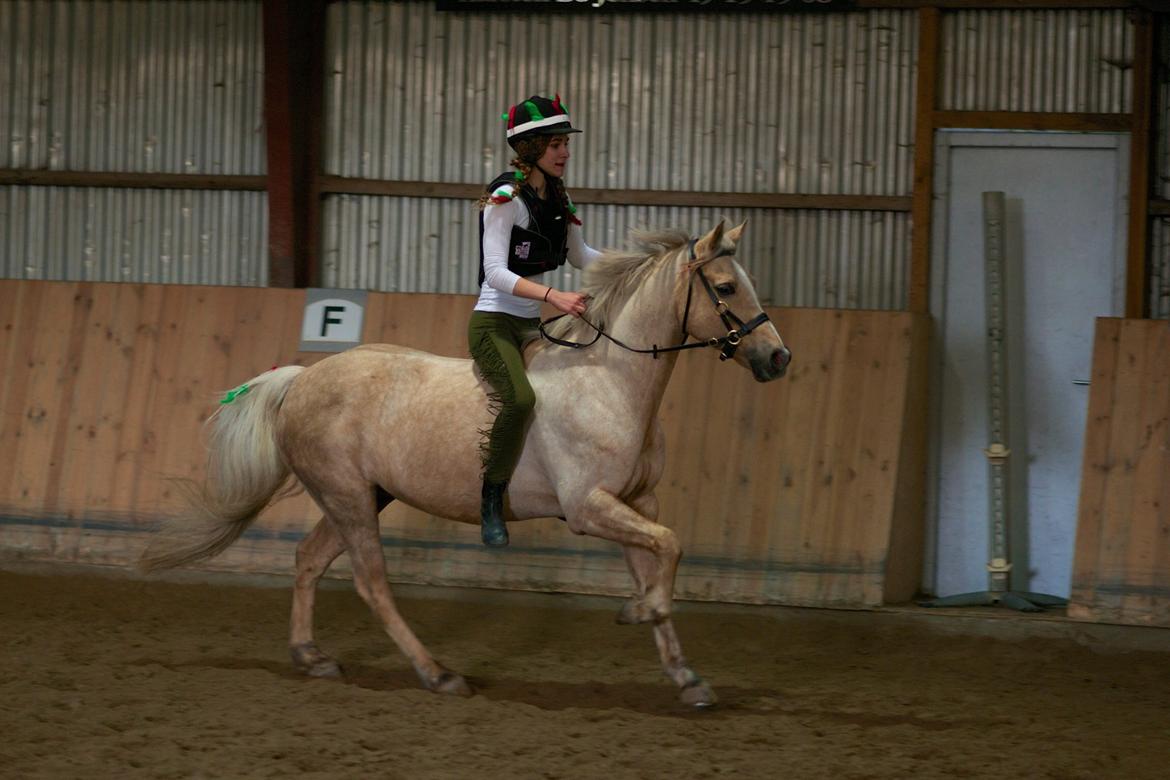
[140,219,792,708]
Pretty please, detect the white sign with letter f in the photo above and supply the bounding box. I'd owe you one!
[299,289,368,352]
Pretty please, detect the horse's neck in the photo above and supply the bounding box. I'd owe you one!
[595,254,684,417]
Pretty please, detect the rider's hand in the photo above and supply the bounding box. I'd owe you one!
[547,289,589,318]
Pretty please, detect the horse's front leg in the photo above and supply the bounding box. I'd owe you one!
[568,488,680,624]
[617,493,671,624]
[620,495,717,708]
[652,619,717,707]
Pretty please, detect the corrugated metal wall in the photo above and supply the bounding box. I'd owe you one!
[1158,18,1170,204]
[0,2,1161,309]
[0,186,267,284]
[939,10,1133,113]
[0,0,267,284]
[322,3,917,309]
[323,195,908,309]
[325,5,916,194]
[1152,221,1170,319]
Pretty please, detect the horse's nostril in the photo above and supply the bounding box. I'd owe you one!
[773,348,792,370]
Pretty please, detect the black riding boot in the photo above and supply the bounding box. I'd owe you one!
[480,479,509,547]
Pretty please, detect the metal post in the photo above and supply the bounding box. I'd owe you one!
[983,191,1012,595]
[921,192,1067,612]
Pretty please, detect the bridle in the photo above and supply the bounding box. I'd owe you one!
[538,239,771,361]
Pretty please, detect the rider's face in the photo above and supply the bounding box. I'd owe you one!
[538,136,571,177]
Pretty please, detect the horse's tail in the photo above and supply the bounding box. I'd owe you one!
[138,365,306,573]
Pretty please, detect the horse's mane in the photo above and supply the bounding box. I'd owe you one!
[540,228,691,345]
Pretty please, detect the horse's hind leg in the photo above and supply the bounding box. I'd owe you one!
[289,489,394,677]
[289,517,347,677]
[315,485,472,697]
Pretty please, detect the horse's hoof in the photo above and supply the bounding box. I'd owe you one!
[290,643,342,678]
[306,659,343,678]
[680,679,718,708]
[428,669,473,697]
[616,597,667,625]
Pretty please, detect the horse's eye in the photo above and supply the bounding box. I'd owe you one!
[715,283,736,297]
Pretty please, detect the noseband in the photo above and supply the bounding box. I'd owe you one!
[539,239,771,361]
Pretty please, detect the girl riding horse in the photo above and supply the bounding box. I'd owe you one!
[471,94,600,546]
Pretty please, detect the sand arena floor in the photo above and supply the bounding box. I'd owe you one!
[2,565,1168,779]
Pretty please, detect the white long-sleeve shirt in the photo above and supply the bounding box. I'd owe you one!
[476,185,602,317]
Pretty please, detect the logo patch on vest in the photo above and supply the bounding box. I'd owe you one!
[515,241,531,260]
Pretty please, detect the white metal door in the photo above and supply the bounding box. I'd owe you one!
[928,131,1128,599]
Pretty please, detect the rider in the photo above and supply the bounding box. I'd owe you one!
[470,93,600,547]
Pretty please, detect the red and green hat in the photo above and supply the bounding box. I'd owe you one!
[504,94,582,149]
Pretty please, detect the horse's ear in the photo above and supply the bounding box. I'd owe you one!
[725,220,748,245]
[695,219,727,259]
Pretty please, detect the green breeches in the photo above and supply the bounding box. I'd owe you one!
[468,311,540,484]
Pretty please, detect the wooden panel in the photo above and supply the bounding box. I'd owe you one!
[0,281,928,608]
[5,285,79,513]
[0,283,36,506]
[108,286,170,520]
[47,285,113,560]
[1070,318,1170,627]
[884,316,931,602]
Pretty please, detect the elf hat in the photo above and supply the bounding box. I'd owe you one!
[504,94,582,149]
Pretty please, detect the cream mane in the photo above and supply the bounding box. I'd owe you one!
[541,228,692,344]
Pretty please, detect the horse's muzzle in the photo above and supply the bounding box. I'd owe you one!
[751,346,792,382]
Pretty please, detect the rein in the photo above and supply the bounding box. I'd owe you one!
[538,239,771,361]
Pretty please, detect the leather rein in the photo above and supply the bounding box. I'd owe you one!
[538,239,771,361]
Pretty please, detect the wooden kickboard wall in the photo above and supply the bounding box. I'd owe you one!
[0,280,929,608]
[1069,318,1170,627]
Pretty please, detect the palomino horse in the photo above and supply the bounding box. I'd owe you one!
[140,219,791,707]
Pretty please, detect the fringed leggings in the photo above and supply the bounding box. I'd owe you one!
[468,311,540,484]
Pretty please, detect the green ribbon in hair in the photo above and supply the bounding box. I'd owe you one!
[219,383,251,405]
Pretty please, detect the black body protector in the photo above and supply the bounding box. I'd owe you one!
[478,172,569,287]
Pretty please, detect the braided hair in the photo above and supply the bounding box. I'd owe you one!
[477,135,578,224]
